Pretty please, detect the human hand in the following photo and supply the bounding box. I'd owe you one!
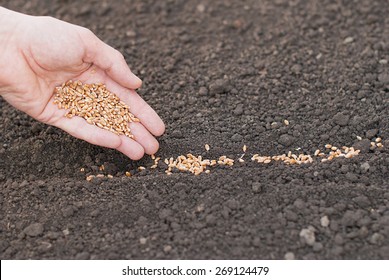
[0,7,165,160]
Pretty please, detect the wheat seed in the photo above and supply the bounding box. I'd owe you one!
[54,80,139,138]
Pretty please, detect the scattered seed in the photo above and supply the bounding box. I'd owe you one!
[375,137,382,143]
[357,136,362,140]
[377,143,383,148]
[84,141,368,180]
[205,144,210,151]
[284,120,289,126]
[86,175,94,181]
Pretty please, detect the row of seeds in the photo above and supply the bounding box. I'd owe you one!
[85,141,385,180]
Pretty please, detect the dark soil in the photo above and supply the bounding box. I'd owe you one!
[1,0,388,259]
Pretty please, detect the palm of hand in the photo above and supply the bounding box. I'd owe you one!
[1,15,164,159]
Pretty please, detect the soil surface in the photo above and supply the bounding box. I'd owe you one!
[1,0,388,259]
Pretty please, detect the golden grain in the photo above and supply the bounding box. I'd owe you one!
[86,175,94,181]
[54,80,138,138]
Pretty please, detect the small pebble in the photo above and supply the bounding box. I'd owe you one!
[360,162,370,173]
[163,245,172,253]
[333,112,349,126]
[344,37,354,44]
[300,226,316,246]
[278,134,295,147]
[24,223,44,237]
[251,182,262,193]
[320,216,330,227]
[284,252,295,260]
[370,233,384,245]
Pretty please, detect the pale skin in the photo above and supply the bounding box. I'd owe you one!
[0,7,165,160]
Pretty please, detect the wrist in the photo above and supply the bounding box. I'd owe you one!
[0,7,25,95]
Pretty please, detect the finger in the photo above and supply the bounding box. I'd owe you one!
[54,116,145,160]
[101,79,166,137]
[129,122,159,155]
[80,28,142,89]
[116,135,145,160]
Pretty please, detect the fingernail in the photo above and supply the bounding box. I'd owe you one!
[131,73,142,87]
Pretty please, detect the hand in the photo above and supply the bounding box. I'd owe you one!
[0,7,165,160]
